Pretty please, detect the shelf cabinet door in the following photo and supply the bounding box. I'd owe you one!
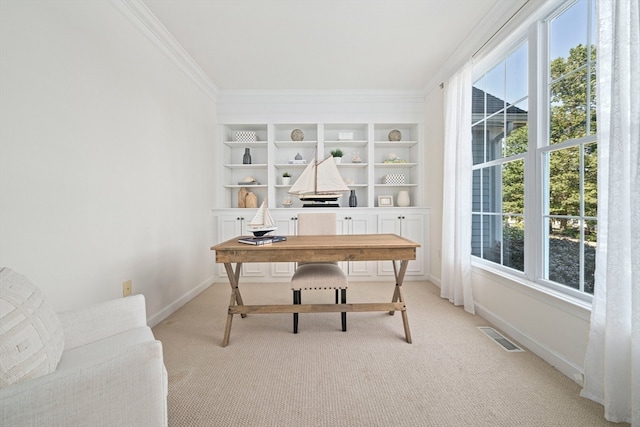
[377,213,425,276]
[215,214,266,278]
[269,212,298,277]
[337,213,376,277]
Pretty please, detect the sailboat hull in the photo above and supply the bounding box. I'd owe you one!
[298,193,343,202]
[247,226,277,237]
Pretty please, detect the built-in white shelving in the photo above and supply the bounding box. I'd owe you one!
[218,122,423,209]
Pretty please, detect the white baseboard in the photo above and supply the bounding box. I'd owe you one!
[474,301,584,386]
[428,274,441,287]
[147,276,214,327]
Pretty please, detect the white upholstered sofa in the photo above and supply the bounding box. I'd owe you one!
[0,267,168,426]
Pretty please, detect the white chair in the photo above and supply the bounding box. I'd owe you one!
[291,212,348,333]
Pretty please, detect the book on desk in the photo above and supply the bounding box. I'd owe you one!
[238,235,287,246]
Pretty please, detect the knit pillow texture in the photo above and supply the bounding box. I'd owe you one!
[0,267,64,387]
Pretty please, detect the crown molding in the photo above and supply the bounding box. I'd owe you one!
[111,0,218,100]
[217,89,426,106]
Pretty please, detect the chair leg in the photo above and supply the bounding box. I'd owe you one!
[293,290,300,334]
[341,289,347,332]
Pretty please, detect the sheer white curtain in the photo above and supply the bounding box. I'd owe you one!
[440,61,475,314]
[580,0,640,424]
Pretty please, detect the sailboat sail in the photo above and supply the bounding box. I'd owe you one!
[247,199,276,235]
[288,156,350,199]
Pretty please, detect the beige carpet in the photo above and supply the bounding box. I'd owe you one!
[153,281,622,427]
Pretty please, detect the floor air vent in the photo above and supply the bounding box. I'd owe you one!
[477,327,524,352]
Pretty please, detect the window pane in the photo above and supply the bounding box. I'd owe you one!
[472,169,481,211]
[472,122,485,165]
[589,64,597,135]
[486,112,504,161]
[505,43,528,106]
[473,79,486,120]
[548,147,580,217]
[505,105,528,156]
[503,159,524,214]
[550,69,589,144]
[503,216,524,272]
[484,165,502,213]
[550,0,588,66]
[584,142,598,217]
[482,214,501,264]
[584,219,597,294]
[547,218,581,289]
[472,214,482,257]
[486,61,505,105]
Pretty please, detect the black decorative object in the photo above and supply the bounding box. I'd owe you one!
[349,190,357,207]
[243,148,252,164]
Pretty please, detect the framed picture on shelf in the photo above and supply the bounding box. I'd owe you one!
[378,195,394,207]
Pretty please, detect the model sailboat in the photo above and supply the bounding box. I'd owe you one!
[288,156,350,207]
[247,199,277,236]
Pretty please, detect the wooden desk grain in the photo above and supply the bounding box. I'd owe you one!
[211,234,419,346]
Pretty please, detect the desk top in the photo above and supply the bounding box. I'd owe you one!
[212,234,419,263]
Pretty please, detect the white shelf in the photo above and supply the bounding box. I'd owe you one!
[374,162,418,168]
[374,141,418,148]
[374,183,418,187]
[224,164,268,168]
[223,141,267,148]
[274,163,310,168]
[273,141,318,148]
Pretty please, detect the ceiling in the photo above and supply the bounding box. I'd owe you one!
[143,0,527,92]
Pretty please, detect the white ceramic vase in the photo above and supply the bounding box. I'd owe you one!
[397,190,410,207]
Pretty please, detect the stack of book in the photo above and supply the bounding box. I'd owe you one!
[238,235,287,246]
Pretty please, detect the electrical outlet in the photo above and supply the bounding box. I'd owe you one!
[123,280,132,297]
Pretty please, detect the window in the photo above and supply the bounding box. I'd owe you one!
[471,0,597,299]
[472,43,528,272]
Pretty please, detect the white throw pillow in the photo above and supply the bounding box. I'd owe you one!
[0,267,64,387]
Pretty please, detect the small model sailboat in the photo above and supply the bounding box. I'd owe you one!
[247,199,277,236]
[288,156,350,207]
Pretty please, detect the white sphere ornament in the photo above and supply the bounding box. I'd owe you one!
[291,129,304,141]
[388,129,402,141]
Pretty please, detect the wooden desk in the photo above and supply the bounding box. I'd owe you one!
[211,234,419,347]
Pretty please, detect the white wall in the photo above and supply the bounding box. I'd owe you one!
[423,82,590,383]
[0,1,217,324]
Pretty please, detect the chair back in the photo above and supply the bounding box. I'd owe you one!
[297,212,336,236]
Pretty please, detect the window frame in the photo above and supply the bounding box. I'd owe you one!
[470,0,596,304]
